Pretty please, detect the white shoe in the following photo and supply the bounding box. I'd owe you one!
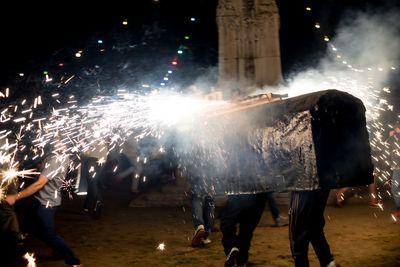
[202,238,212,245]
[225,247,239,266]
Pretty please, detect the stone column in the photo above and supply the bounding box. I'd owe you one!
[217,0,282,97]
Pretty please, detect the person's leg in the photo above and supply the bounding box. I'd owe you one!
[335,187,349,207]
[131,173,140,193]
[309,189,334,267]
[36,203,80,265]
[289,191,313,267]
[391,169,400,211]
[220,195,243,256]
[191,189,206,246]
[191,194,205,228]
[237,193,267,264]
[92,162,105,219]
[0,203,24,263]
[77,155,88,196]
[203,195,215,238]
[368,182,377,199]
[0,202,22,241]
[83,157,97,211]
[266,192,281,221]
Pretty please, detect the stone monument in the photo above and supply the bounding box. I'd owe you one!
[217,0,283,96]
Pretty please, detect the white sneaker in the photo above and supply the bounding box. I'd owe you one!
[202,238,212,245]
[274,216,289,227]
[225,247,239,266]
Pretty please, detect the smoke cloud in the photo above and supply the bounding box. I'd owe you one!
[253,6,400,119]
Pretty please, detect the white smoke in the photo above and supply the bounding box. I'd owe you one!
[253,7,400,115]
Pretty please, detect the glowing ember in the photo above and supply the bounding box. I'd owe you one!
[24,252,36,267]
[157,242,166,251]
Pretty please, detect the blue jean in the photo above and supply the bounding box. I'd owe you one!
[34,201,80,265]
[191,192,215,234]
[392,169,400,209]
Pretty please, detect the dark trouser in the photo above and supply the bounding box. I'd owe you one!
[0,202,21,240]
[220,193,268,262]
[0,202,23,264]
[34,200,80,265]
[82,157,104,211]
[289,189,334,267]
[266,192,280,220]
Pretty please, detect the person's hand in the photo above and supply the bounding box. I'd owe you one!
[390,130,396,137]
[5,194,17,205]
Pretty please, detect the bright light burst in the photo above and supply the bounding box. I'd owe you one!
[157,242,166,251]
[24,252,36,267]
[2,168,40,181]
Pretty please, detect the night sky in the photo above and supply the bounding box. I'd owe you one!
[0,0,398,93]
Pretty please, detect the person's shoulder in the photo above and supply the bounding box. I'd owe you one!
[41,153,70,170]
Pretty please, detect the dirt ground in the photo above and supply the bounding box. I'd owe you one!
[12,186,400,267]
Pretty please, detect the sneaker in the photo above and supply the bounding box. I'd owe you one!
[66,265,82,267]
[191,225,205,247]
[273,216,289,227]
[201,238,212,245]
[225,247,239,267]
[369,199,383,208]
[327,260,340,267]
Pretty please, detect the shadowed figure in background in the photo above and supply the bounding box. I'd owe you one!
[180,142,217,247]
[121,137,143,196]
[81,139,109,219]
[264,191,289,227]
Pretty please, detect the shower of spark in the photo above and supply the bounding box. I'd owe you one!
[1,83,229,202]
[1,168,40,186]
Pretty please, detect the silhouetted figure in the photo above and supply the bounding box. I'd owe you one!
[289,189,339,267]
[221,193,268,267]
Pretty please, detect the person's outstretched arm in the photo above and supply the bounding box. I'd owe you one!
[5,174,48,205]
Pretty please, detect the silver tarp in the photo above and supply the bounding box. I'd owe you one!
[178,89,374,194]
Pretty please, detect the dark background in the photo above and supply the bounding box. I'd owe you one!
[0,0,398,99]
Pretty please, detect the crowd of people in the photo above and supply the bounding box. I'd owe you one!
[1,122,399,267]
